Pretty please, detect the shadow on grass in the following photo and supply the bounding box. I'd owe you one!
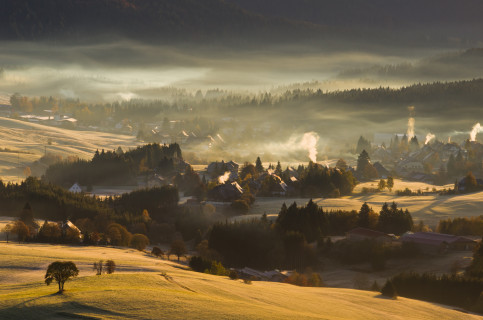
[373,294,397,300]
[169,264,190,271]
[0,300,130,320]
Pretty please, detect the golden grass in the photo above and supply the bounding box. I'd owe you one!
[246,179,483,227]
[0,243,480,319]
[0,116,139,183]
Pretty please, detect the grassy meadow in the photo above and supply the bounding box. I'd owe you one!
[0,117,139,183]
[0,243,480,319]
[244,179,482,228]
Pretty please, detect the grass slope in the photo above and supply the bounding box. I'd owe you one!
[0,117,139,183]
[0,243,479,319]
[244,180,480,227]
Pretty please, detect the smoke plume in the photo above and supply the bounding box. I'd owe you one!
[301,132,319,162]
[424,133,435,145]
[218,171,230,184]
[470,123,481,142]
[407,106,415,141]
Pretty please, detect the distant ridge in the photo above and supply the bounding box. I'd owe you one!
[226,0,483,46]
[0,0,325,44]
[3,0,483,47]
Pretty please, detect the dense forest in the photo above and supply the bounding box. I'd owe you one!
[227,0,483,36]
[388,272,483,311]
[3,0,483,47]
[437,216,483,236]
[0,176,179,223]
[0,176,184,246]
[0,0,320,44]
[0,177,110,221]
[207,201,413,270]
[10,78,483,144]
[338,48,483,81]
[44,143,183,187]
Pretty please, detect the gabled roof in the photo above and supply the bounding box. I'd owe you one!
[69,183,82,193]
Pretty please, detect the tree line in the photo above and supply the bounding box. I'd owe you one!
[205,201,413,270]
[44,143,182,187]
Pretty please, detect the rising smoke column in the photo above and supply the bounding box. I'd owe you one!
[218,171,230,184]
[407,106,415,141]
[470,123,481,142]
[301,132,319,162]
[425,133,435,145]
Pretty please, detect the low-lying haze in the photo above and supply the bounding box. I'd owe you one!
[0,41,437,101]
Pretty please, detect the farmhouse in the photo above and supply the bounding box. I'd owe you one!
[346,227,394,243]
[373,162,389,178]
[207,160,240,180]
[400,232,477,254]
[208,182,243,201]
[59,220,82,239]
[69,183,82,193]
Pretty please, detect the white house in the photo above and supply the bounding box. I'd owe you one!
[69,183,82,193]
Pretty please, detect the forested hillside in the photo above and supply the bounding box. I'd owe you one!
[0,0,321,43]
[227,0,483,45]
[3,0,483,46]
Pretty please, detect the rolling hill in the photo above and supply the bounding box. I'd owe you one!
[337,48,483,81]
[3,0,483,47]
[0,117,139,183]
[0,0,323,44]
[0,242,480,319]
[226,0,483,37]
[225,0,483,48]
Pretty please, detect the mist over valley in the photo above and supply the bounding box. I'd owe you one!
[3,1,483,319]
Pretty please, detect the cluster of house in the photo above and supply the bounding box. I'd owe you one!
[370,139,479,182]
[0,106,78,127]
[21,218,82,240]
[20,112,78,126]
[139,120,227,148]
[203,160,297,201]
[346,227,478,254]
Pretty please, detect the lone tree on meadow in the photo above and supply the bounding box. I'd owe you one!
[169,239,187,262]
[45,261,79,293]
[105,260,116,274]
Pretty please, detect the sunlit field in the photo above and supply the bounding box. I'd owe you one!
[0,117,139,183]
[239,179,481,228]
[0,243,479,320]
